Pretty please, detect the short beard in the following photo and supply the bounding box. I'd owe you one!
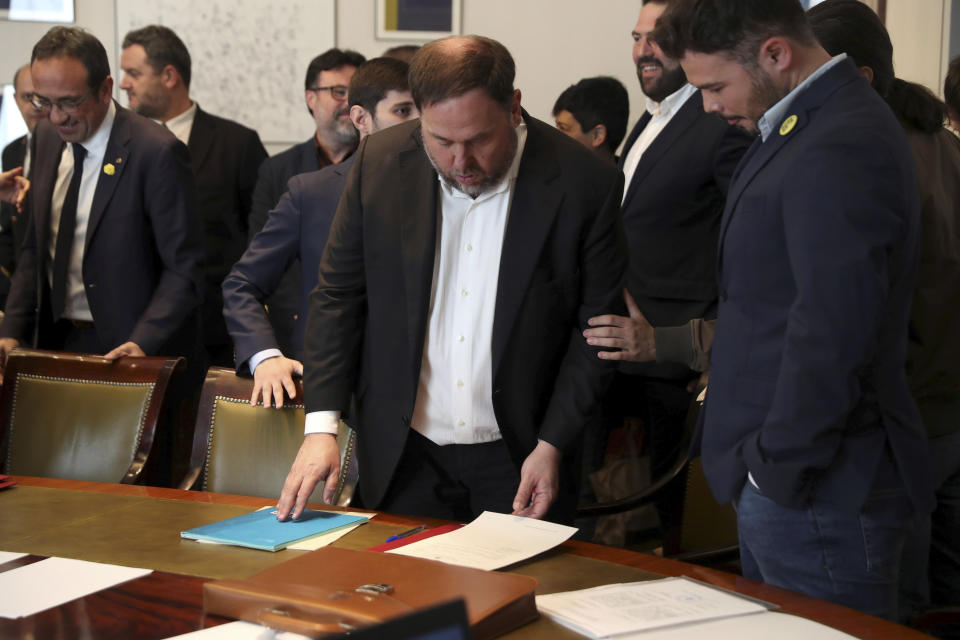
[638,57,687,103]
[422,128,518,199]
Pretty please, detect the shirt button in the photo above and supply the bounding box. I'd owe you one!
[461,289,468,296]
[458,335,465,342]
[466,244,473,252]
[458,420,466,426]
[456,380,464,388]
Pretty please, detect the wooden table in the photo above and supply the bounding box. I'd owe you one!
[0,476,931,639]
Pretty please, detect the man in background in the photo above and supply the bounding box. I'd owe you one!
[0,25,202,367]
[223,58,419,407]
[552,76,629,165]
[0,63,46,308]
[120,25,267,367]
[582,0,750,521]
[248,48,365,357]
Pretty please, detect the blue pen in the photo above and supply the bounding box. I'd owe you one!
[385,525,427,542]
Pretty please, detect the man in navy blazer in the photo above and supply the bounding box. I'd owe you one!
[223,58,419,406]
[246,49,365,357]
[0,27,202,370]
[119,25,268,367]
[656,0,932,620]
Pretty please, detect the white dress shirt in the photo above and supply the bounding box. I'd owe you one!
[48,100,116,322]
[621,83,698,203]
[304,122,528,439]
[156,101,196,146]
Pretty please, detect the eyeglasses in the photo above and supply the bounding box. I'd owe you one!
[30,88,94,114]
[308,85,349,100]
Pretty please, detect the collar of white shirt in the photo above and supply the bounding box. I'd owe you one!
[80,99,116,160]
[645,83,697,120]
[156,101,197,146]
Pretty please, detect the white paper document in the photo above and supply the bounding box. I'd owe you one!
[0,557,152,619]
[0,551,28,565]
[536,577,771,638]
[616,611,859,639]
[164,620,311,640]
[386,511,577,570]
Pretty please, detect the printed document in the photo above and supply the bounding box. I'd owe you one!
[387,511,576,570]
[536,577,772,637]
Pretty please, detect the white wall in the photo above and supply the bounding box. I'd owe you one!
[1,0,955,155]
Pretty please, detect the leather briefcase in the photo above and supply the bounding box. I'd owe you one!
[203,546,539,638]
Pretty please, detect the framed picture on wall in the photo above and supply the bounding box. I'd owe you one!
[376,0,461,41]
[0,0,74,22]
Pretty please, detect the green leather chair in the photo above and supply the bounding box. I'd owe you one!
[0,348,185,484]
[180,367,359,506]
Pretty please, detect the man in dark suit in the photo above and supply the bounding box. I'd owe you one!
[583,0,751,498]
[655,0,932,620]
[222,57,419,407]
[551,76,629,166]
[0,63,46,308]
[276,36,626,524]
[0,26,202,373]
[119,25,267,367]
[247,49,365,357]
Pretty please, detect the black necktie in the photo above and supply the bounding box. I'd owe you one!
[51,142,86,321]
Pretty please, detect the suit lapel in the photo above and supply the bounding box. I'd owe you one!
[618,115,648,170]
[492,117,563,375]
[622,92,701,210]
[30,124,65,259]
[186,107,215,172]
[716,60,860,273]
[87,106,131,247]
[398,127,440,374]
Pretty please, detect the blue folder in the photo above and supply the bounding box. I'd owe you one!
[181,508,367,551]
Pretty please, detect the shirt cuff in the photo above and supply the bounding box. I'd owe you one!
[249,348,283,373]
[305,410,341,436]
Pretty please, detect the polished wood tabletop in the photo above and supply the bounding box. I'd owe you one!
[0,476,931,639]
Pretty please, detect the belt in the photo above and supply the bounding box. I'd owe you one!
[66,319,95,330]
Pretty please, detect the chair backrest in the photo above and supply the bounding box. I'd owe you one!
[0,348,184,484]
[181,367,358,506]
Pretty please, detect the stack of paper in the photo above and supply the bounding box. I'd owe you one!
[181,508,367,552]
[536,577,771,638]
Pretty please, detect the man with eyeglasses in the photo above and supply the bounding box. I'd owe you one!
[119,25,268,368]
[247,48,365,358]
[0,27,202,383]
[0,63,46,309]
[224,58,419,409]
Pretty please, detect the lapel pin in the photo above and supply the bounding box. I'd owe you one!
[779,114,798,136]
[103,163,116,176]
[115,157,123,163]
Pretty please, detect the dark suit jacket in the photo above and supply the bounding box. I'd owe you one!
[223,155,353,368]
[187,107,267,356]
[619,91,751,378]
[0,135,32,308]
[247,138,321,356]
[0,105,203,357]
[699,59,932,514]
[302,115,628,510]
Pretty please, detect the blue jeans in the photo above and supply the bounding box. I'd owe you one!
[737,463,915,621]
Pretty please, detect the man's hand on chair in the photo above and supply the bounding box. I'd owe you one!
[0,337,20,384]
[276,433,341,520]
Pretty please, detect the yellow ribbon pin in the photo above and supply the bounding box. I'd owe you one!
[103,163,116,176]
[779,114,798,136]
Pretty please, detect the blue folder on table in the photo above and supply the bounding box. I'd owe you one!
[181,509,367,551]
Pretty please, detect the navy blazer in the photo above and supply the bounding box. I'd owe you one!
[302,116,628,510]
[247,137,321,356]
[619,91,751,377]
[223,156,353,368]
[699,59,933,514]
[187,107,266,354]
[0,105,203,356]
